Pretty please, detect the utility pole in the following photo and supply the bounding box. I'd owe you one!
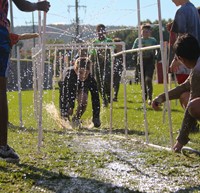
[75,0,79,39]
[68,0,86,42]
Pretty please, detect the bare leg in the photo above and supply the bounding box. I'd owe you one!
[0,77,8,146]
[146,76,153,101]
[179,91,190,109]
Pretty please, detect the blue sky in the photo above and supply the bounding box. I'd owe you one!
[11,0,200,27]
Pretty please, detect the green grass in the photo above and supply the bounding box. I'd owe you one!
[8,83,195,148]
[1,83,200,192]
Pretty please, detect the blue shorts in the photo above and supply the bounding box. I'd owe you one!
[0,26,10,77]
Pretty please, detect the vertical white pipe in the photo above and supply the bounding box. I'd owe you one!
[38,6,47,150]
[109,47,114,134]
[137,0,149,143]
[157,0,174,148]
[17,46,23,127]
[52,47,57,103]
[162,42,167,124]
[59,52,62,80]
[122,43,128,135]
[38,0,42,46]
[32,47,37,119]
[47,50,51,89]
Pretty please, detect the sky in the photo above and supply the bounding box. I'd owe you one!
[10,0,200,27]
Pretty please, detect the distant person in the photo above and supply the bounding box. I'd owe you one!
[0,0,50,163]
[90,24,113,107]
[152,34,200,152]
[132,23,157,105]
[113,37,123,102]
[59,57,101,128]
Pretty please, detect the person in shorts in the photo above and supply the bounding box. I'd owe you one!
[0,0,50,162]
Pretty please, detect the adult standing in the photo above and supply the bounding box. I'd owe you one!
[0,0,50,162]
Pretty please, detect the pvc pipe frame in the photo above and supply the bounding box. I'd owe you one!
[32,43,171,150]
[32,0,174,151]
[157,0,174,149]
[37,0,47,150]
[17,46,23,128]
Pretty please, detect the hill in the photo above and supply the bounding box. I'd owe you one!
[14,24,132,51]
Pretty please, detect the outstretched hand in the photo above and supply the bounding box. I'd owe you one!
[151,100,161,111]
[173,141,183,153]
[37,1,51,12]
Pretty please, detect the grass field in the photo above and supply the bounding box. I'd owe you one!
[7,83,200,149]
[1,83,200,192]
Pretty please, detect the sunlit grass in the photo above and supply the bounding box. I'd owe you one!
[1,82,199,192]
[7,83,198,148]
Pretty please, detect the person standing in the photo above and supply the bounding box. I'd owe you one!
[132,23,157,105]
[0,0,50,162]
[90,24,113,107]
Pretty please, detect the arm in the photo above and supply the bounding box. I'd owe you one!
[152,77,190,110]
[18,33,39,40]
[10,33,39,47]
[174,69,200,149]
[12,0,50,12]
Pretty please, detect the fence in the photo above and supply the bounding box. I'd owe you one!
[8,58,53,91]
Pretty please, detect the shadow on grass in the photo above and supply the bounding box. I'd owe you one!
[114,106,133,110]
[134,106,183,113]
[0,162,142,193]
[76,127,144,136]
[8,122,35,132]
[9,122,145,137]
